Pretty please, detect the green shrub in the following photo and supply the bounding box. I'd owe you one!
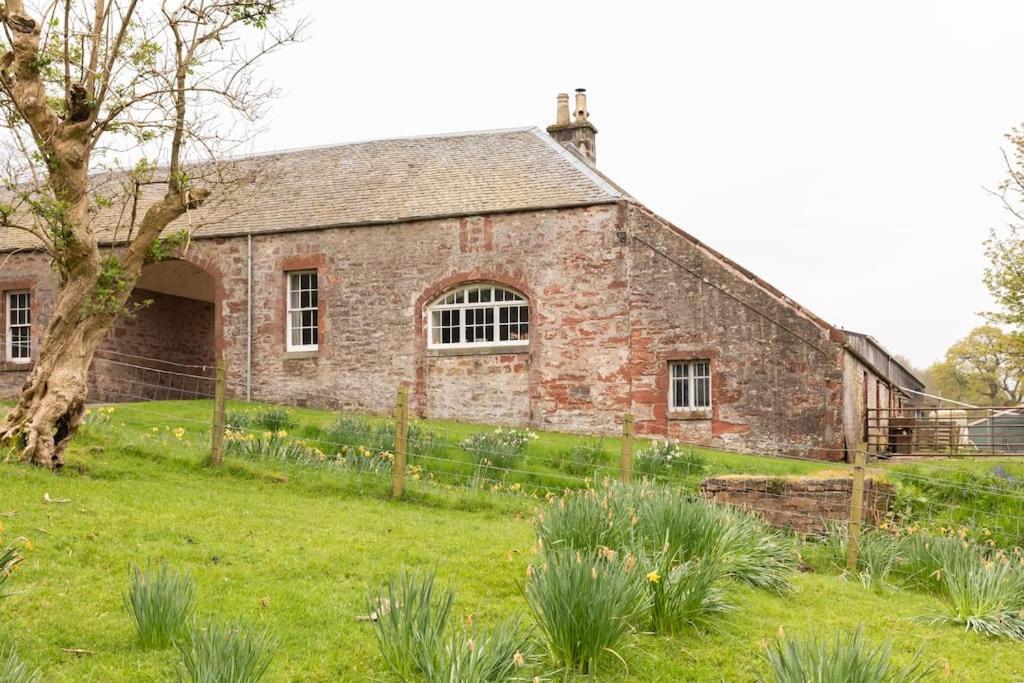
[460,428,535,471]
[0,646,40,683]
[760,626,931,682]
[177,620,277,683]
[524,549,648,674]
[124,563,196,649]
[558,439,608,477]
[635,441,707,481]
[643,550,731,634]
[369,570,454,681]
[418,616,535,683]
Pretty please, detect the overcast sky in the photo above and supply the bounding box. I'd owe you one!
[248,1,1024,368]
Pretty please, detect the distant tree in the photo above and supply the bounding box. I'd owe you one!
[0,1,303,467]
[926,326,1024,406]
[984,126,1024,327]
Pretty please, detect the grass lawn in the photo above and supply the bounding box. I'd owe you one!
[1,400,1023,680]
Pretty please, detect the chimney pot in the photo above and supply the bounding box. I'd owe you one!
[574,88,588,123]
[546,88,598,164]
[555,93,570,126]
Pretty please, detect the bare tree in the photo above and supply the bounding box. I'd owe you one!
[0,0,303,467]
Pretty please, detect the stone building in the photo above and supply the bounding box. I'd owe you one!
[0,91,924,459]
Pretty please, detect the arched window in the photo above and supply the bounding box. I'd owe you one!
[428,284,529,349]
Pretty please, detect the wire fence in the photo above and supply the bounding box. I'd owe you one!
[54,348,1024,554]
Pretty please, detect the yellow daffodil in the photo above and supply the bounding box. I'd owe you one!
[646,570,661,584]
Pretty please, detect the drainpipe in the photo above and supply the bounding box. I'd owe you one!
[246,233,253,402]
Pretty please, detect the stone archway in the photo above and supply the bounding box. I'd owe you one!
[90,258,219,402]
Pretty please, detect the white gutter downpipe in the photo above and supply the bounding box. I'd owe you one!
[246,233,253,402]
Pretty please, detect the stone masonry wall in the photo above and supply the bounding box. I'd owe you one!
[2,200,872,457]
[625,205,846,458]
[228,204,632,431]
[0,251,58,398]
[700,475,895,534]
[90,289,216,402]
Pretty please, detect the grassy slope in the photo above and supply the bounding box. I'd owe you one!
[1,401,1021,680]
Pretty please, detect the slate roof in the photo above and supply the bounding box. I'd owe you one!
[0,127,625,251]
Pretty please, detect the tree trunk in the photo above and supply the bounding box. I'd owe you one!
[0,263,121,468]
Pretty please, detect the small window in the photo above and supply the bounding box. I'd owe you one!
[286,271,318,351]
[5,290,31,363]
[428,284,529,349]
[669,360,711,410]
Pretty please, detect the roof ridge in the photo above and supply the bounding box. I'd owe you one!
[216,126,540,163]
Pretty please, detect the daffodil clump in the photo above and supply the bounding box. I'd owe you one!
[0,521,29,600]
[524,482,795,672]
[634,440,707,481]
[822,523,1024,639]
[369,570,536,681]
[524,548,649,675]
[460,427,537,470]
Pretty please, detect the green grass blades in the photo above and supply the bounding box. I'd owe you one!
[418,616,536,683]
[759,626,932,683]
[643,552,732,635]
[524,549,648,675]
[0,646,40,683]
[823,525,904,594]
[368,569,454,681]
[0,545,24,600]
[536,482,798,593]
[635,440,707,481]
[225,407,295,433]
[177,620,278,683]
[124,563,196,649]
[460,428,534,471]
[917,554,1024,639]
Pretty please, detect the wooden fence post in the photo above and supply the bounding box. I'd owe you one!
[620,413,635,483]
[392,385,410,498]
[845,441,868,572]
[209,358,227,466]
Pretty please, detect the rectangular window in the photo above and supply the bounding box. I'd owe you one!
[6,290,31,363]
[286,271,318,351]
[669,360,711,410]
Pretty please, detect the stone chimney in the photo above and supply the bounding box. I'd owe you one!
[546,88,597,164]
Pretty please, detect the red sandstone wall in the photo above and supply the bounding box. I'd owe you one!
[226,205,630,430]
[1,201,853,457]
[90,289,215,402]
[0,251,58,398]
[624,205,846,458]
[700,475,894,534]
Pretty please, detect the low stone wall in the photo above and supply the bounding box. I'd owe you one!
[699,475,895,534]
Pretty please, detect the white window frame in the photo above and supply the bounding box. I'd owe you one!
[285,271,318,352]
[5,290,32,364]
[427,284,530,350]
[669,359,711,411]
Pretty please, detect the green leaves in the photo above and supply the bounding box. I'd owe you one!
[124,563,196,649]
[177,620,277,683]
[760,626,932,683]
[525,549,648,675]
